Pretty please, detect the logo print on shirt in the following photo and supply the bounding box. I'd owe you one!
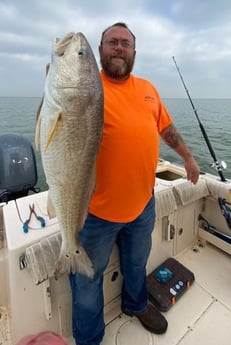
[144,95,155,103]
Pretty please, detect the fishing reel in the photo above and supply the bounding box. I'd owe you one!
[210,160,227,171]
[209,160,227,182]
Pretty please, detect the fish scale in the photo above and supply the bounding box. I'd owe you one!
[36,32,103,278]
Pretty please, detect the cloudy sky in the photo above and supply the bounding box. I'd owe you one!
[0,0,231,98]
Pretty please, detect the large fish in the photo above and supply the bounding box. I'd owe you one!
[35,32,103,278]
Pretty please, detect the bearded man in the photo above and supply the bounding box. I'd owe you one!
[69,22,200,345]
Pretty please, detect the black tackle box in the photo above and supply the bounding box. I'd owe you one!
[147,258,195,311]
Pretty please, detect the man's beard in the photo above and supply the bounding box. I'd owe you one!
[100,54,135,80]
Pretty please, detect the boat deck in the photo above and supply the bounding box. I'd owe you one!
[0,240,230,345]
[100,241,231,345]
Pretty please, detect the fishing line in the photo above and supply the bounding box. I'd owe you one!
[172,56,227,182]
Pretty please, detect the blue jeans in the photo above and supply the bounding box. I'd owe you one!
[69,196,155,345]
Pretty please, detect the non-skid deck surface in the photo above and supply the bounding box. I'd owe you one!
[102,242,231,345]
[0,306,11,345]
[1,242,230,345]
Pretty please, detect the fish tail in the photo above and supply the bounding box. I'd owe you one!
[54,245,94,279]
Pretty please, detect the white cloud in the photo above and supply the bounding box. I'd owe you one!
[0,0,231,97]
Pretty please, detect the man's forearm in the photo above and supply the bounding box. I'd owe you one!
[160,123,192,161]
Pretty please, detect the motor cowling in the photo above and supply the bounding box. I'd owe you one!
[0,133,38,202]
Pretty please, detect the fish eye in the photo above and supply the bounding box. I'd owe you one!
[78,50,85,57]
[78,49,85,57]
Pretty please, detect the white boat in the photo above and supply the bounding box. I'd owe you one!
[0,134,231,345]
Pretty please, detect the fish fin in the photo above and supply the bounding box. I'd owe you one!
[47,191,56,219]
[54,244,94,279]
[35,113,41,150]
[36,96,44,122]
[45,111,62,151]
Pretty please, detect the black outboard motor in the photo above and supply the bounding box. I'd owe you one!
[0,133,38,202]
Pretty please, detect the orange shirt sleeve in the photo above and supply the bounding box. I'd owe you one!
[89,72,172,222]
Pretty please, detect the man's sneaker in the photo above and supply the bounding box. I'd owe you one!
[122,304,168,334]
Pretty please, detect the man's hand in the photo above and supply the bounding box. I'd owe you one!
[184,156,200,184]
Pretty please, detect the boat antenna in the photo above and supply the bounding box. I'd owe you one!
[172,56,227,182]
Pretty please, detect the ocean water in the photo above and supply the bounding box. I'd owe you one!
[161,98,231,178]
[0,97,230,192]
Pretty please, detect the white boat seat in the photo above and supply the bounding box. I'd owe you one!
[155,188,177,219]
[173,179,209,206]
[206,178,231,200]
[25,232,61,285]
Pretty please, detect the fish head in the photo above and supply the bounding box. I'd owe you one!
[43,32,103,116]
[38,32,103,150]
[47,32,99,90]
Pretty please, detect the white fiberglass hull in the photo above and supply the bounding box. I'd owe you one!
[1,160,231,345]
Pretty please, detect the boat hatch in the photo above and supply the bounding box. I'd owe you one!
[156,170,183,181]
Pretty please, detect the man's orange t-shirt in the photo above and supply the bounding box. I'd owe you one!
[89,72,172,222]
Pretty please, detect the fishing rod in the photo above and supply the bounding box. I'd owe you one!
[172,56,227,182]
